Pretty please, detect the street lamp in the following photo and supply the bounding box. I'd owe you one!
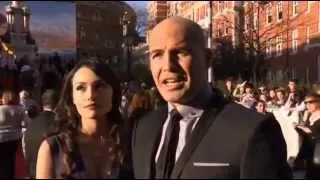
[120,11,131,80]
[208,1,213,84]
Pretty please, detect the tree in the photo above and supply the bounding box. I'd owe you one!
[131,4,147,38]
[213,1,309,86]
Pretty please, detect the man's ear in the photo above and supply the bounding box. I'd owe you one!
[205,48,212,67]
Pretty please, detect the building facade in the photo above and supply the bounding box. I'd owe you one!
[76,1,136,70]
[147,1,320,84]
[242,1,320,84]
[3,1,36,61]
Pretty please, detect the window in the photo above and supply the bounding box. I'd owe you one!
[104,40,110,48]
[217,25,223,37]
[277,2,283,21]
[80,26,86,40]
[306,67,310,84]
[77,12,82,19]
[306,26,310,45]
[192,9,195,21]
[276,35,282,56]
[225,27,229,35]
[218,2,223,13]
[292,29,298,53]
[293,1,298,16]
[266,38,273,57]
[277,69,284,82]
[291,68,296,79]
[245,15,249,32]
[253,13,258,30]
[266,6,272,25]
[175,3,178,15]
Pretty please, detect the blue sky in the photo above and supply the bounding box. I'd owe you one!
[125,1,147,10]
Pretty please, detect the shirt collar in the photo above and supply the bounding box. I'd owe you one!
[167,84,213,120]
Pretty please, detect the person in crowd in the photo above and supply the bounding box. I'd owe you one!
[0,90,28,178]
[119,85,130,119]
[258,86,268,96]
[293,93,320,178]
[254,100,269,115]
[259,93,268,103]
[276,87,286,106]
[131,16,291,178]
[232,81,246,102]
[283,90,305,116]
[288,79,298,96]
[240,83,257,109]
[127,89,152,122]
[267,88,278,106]
[36,59,132,178]
[220,77,235,101]
[24,89,60,178]
[19,90,40,119]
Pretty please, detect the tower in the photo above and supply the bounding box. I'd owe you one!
[4,1,36,60]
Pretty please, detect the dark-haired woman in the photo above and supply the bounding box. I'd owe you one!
[293,93,320,178]
[36,59,132,178]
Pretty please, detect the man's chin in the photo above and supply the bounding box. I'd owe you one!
[162,92,188,104]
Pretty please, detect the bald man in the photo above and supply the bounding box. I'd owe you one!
[131,17,292,178]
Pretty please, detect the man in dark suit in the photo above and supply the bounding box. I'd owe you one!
[24,89,59,178]
[131,17,292,178]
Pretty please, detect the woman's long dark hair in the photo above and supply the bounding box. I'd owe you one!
[46,58,124,177]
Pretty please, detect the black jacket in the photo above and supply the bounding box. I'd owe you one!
[24,111,56,178]
[131,88,292,178]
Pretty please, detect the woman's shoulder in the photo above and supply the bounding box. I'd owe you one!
[43,134,64,155]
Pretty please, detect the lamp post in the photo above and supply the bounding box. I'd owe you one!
[120,11,131,80]
[208,1,213,83]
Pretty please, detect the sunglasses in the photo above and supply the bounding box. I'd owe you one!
[304,100,319,104]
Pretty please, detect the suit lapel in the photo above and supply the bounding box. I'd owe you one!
[170,107,218,178]
[170,89,227,178]
[136,106,167,178]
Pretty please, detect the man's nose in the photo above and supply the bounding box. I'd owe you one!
[163,52,179,72]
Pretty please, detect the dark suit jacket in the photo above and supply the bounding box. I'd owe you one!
[24,111,56,178]
[131,89,292,178]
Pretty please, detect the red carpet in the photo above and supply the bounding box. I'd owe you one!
[15,144,28,178]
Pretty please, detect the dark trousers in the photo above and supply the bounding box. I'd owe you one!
[0,140,20,178]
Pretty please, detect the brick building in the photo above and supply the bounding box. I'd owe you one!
[76,1,136,68]
[242,1,320,84]
[147,1,320,84]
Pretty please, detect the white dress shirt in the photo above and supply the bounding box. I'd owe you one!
[155,86,213,163]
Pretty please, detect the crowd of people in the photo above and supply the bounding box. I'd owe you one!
[0,16,320,179]
[219,77,320,177]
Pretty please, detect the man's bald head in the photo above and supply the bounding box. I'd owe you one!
[148,16,210,105]
[150,16,206,48]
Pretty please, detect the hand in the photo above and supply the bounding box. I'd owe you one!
[292,122,298,127]
[240,81,247,87]
[295,125,312,134]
